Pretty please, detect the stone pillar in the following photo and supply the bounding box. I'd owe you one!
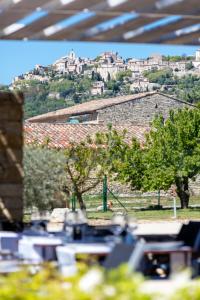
[0,91,23,222]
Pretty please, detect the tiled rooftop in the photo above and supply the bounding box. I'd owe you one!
[27,92,157,122]
[24,123,149,148]
[27,91,194,123]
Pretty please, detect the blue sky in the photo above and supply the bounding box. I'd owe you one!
[0,40,199,85]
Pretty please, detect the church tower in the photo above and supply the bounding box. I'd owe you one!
[68,49,76,60]
[195,49,200,61]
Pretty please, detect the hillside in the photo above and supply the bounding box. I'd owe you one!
[5,50,200,119]
[13,71,133,119]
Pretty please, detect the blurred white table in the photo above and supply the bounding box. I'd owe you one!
[57,243,112,264]
[19,236,62,263]
[56,243,112,276]
[65,243,112,255]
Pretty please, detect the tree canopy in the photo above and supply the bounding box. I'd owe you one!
[143,69,174,85]
[99,108,200,208]
[24,146,67,211]
[142,107,200,208]
[63,140,105,210]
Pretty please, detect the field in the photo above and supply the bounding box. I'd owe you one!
[84,195,200,221]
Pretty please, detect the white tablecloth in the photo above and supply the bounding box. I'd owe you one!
[66,243,112,254]
[18,236,62,263]
[56,243,112,263]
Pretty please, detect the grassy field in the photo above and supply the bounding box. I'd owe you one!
[85,195,200,221]
[87,207,200,221]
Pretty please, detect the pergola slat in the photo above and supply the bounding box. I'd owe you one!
[158,0,200,15]
[125,18,200,43]
[0,0,200,45]
[43,0,158,41]
[45,14,114,41]
[3,0,101,39]
[0,0,50,30]
[164,30,200,45]
[84,16,163,42]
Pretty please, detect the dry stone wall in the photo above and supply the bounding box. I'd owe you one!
[85,176,200,197]
[97,93,193,125]
[0,92,23,222]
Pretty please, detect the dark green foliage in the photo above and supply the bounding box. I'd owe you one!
[24,146,67,211]
[116,69,132,82]
[106,80,120,93]
[63,137,112,209]
[185,62,194,70]
[169,75,200,103]
[142,107,200,208]
[92,72,102,81]
[143,69,175,85]
[0,85,9,91]
[101,109,200,208]
[15,76,94,119]
[163,55,193,62]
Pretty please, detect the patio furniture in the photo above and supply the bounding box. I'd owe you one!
[144,241,192,275]
[57,243,112,257]
[176,221,200,247]
[18,236,62,263]
[56,243,112,275]
[103,243,135,269]
[0,232,19,253]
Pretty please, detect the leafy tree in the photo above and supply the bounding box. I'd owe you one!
[63,127,133,210]
[162,55,192,62]
[92,72,102,81]
[63,140,105,209]
[24,146,67,211]
[143,107,200,208]
[96,110,200,209]
[49,79,74,94]
[185,62,194,70]
[106,80,120,93]
[95,55,101,61]
[76,77,92,93]
[171,75,200,103]
[72,93,81,104]
[94,127,129,176]
[116,69,132,82]
[0,85,9,91]
[143,69,174,85]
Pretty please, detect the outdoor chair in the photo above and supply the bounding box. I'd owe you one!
[176,221,200,247]
[103,239,145,272]
[103,243,136,269]
[56,246,77,276]
[0,232,20,253]
[18,236,62,263]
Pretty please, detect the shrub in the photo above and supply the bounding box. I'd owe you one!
[0,265,152,300]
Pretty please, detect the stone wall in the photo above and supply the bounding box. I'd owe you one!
[86,176,200,197]
[189,176,200,196]
[0,92,23,222]
[97,93,193,125]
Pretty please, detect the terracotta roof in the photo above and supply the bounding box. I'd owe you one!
[24,123,149,148]
[27,92,157,122]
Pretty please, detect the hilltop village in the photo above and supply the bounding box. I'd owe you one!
[8,49,200,119]
[12,49,200,94]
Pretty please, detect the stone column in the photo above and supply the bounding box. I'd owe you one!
[0,91,23,222]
